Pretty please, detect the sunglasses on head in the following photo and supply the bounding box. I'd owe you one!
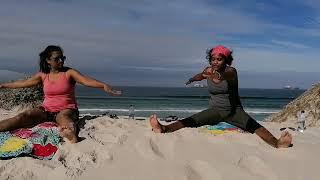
[50,56,66,62]
[280,127,296,131]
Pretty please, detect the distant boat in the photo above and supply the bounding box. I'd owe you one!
[283,85,292,89]
[283,85,300,90]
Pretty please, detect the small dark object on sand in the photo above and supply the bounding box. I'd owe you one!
[109,114,119,119]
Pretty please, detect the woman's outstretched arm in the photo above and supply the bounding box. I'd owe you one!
[68,69,121,96]
[185,67,211,85]
[0,74,42,89]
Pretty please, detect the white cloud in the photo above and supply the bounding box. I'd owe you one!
[270,40,310,49]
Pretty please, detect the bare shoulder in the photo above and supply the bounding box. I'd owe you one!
[66,68,81,76]
[65,68,87,82]
[65,68,79,81]
[65,68,83,84]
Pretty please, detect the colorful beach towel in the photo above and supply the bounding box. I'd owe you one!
[199,122,242,135]
[0,122,61,160]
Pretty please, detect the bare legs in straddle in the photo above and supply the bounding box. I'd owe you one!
[149,114,292,148]
[0,108,79,143]
[0,108,47,131]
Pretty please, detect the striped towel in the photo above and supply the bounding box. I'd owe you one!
[199,122,242,135]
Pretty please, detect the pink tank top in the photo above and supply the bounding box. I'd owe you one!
[40,72,78,112]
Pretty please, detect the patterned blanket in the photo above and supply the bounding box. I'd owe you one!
[199,122,242,135]
[0,122,61,160]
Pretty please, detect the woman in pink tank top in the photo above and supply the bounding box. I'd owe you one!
[0,45,122,143]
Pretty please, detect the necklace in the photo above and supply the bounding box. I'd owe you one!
[212,70,222,80]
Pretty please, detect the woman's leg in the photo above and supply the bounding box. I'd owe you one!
[0,107,47,131]
[55,109,79,143]
[224,108,292,148]
[150,109,222,133]
[149,114,185,133]
[254,126,292,148]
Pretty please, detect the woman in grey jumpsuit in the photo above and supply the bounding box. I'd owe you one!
[149,45,292,148]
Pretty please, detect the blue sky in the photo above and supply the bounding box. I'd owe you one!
[0,0,319,88]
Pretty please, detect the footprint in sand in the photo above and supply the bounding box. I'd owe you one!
[0,162,10,175]
[82,118,112,133]
[134,137,164,160]
[92,132,128,145]
[52,146,112,179]
[0,160,51,180]
[82,121,129,145]
[185,160,222,180]
[97,119,113,127]
[5,170,36,180]
[237,155,278,180]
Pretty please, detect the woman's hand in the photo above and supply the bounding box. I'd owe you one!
[103,85,122,96]
[186,67,212,85]
[185,79,193,85]
[109,89,122,96]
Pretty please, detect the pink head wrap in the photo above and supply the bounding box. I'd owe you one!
[211,45,231,57]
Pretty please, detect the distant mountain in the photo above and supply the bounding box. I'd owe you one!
[0,70,26,82]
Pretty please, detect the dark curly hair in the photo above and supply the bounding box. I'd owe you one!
[39,45,64,73]
[205,48,234,66]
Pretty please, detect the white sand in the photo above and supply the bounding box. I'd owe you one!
[0,110,319,180]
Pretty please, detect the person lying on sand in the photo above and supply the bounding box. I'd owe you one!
[150,45,292,148]
[0,45,121,143]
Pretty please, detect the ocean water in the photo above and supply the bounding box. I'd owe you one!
[75,86,305,121]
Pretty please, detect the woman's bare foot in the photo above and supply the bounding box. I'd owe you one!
[59,126,78,143]
[149,114,163,133]
[277,131,292,148]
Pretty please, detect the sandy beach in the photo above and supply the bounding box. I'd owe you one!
[0,109,318,180]
[1,0,320,179]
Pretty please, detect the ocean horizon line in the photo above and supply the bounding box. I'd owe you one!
[75,84,308,90]
[78,108,280,115]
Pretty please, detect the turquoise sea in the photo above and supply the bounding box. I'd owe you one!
[75,86,305,121]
